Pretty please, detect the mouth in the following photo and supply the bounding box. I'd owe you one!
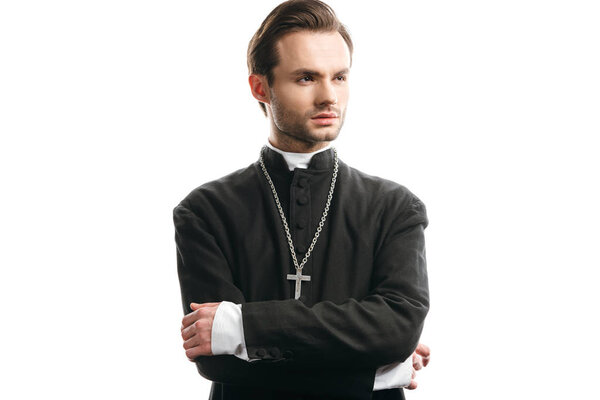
[311,112,339,126]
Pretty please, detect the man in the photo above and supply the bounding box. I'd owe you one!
[175,1,430,399]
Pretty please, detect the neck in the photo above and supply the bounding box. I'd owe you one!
[266,141,332,171]
[268,133,331,154]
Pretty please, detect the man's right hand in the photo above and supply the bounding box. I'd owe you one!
[180,302,221,361]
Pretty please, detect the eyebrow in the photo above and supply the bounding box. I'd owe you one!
[290,68,350,77]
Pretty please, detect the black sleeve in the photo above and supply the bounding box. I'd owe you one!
[241,195,429,368]
[174,204,377,398]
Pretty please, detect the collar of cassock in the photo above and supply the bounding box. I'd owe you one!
[264,142,335,172]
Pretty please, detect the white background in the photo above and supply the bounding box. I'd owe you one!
[1,1,599,398]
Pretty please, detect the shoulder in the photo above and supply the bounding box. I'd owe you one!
[339,161,427,226]
[174,163,260,218]
[340,161,425,209]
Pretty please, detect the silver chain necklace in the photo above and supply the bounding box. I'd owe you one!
[259,147,339,300]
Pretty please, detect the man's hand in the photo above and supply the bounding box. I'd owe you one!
[406,343,431,390]
[180,302,221,361]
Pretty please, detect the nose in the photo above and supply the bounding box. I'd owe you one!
[315,80,337,106]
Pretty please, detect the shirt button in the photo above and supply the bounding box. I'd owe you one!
[269,348,281,358]
[282,350,294,359]
[256,349,266,358]
[296,218,307,229]
[295,244,307,254]
[297,196,308,205]
[298,177,309,188]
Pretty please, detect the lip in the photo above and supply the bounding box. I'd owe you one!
[312,112,338,119]
[311,112,338,126]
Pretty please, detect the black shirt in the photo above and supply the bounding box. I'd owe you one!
[174,147,429,400]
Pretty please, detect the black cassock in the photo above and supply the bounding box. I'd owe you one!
[174,147,429,400]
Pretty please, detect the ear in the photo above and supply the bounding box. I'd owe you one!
[248,74,270,105]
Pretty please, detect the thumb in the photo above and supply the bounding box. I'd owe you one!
[190,302,221,310]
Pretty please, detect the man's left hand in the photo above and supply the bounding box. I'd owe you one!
[180,302,221,361]
[406,343,431,390]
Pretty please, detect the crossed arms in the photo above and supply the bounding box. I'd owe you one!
[174,190,429,395]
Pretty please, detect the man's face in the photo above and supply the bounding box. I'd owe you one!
[267,30,351,148]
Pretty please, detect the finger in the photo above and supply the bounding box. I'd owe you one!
[181,323,194,341]
[190,302,221,310]
[416,343,431,366]
[416,343,431,358]
[181,320,197,341]
[422,356,430,367]
[185,341,213,359]
[412,369,416,379]
[183,332,201,350]
[181,317,212,341]
[181,309,200,330]
[182,305,214,329]
[406,380,418,390]
[413,354,423,371]
[183,327,210,350]
[183,323,213,358]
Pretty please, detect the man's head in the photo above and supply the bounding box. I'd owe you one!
[248,0,353,152]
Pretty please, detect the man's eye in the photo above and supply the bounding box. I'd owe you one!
[336,75,346,81]
[298,76,313,82]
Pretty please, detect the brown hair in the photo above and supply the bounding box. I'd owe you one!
[247,0,353,115]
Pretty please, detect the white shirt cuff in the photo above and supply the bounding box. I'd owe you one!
[373,356,413,390]
[210,301,249,361]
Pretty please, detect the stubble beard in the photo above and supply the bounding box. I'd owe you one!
[269,92,345,147]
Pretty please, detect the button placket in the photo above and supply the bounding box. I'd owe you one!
[290,172,312,303]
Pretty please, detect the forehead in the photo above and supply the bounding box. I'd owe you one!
[274,31,351,73]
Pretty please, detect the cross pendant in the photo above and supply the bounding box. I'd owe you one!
[287,269,311,300]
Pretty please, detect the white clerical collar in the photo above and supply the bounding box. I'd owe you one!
[266,142,332,171]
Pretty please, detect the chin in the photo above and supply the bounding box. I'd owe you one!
[277,123,342,147]
[308,129,341,143]
[302,123,340,139]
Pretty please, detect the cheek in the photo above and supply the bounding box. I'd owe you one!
[276,83,313,109]
[337,86,350,105]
